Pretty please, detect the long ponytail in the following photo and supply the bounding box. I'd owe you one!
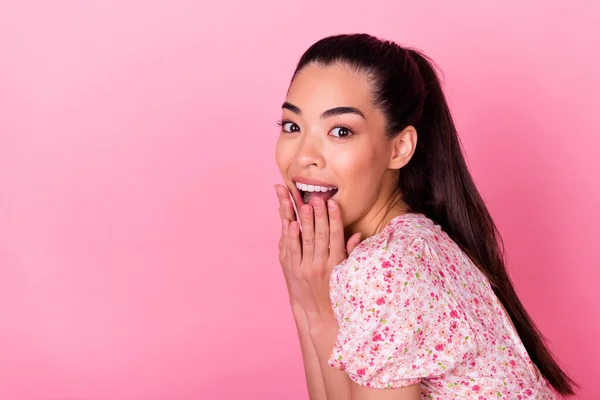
[403,48,577,396]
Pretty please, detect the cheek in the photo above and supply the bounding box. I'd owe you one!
[275,138,291,174]
[330,151,376,223]
[331,148,380,185]
[332,145,388,210]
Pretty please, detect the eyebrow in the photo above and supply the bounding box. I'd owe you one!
[282,102,366,119]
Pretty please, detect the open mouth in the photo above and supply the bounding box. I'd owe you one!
[294,181,338,205]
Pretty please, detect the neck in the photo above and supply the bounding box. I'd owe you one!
[345,192,409,241]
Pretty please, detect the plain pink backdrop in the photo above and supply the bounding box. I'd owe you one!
[1,1,598,399]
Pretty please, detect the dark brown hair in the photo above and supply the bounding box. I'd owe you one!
[293,33,576,396]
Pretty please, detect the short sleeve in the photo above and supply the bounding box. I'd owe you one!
[328,236,476,389]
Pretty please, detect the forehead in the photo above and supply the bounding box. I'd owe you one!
[286,63,375,115]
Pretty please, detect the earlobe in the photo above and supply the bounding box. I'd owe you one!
[388,125,417,170]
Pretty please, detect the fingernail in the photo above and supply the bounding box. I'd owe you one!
[328,200,336,211]
[313,201,321,211]
[301,205,311,215]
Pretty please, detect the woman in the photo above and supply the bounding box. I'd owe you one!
[274,33,575,399]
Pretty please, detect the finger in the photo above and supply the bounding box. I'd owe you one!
[275,185,285,218]
[277,185,302,239]
[278,203,298,251]
[327,200,347,260]
[275,184,297,222]
[346,232,362,256]
[278,209,286,251]
[299,204,315,262]
[288,220,303,272]
[280,219,290,267]
[310,197,330,263]
[276,184,303,254]
[276,187,290,252]
[282,199,296,224]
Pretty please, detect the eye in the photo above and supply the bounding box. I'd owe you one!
[330,126,353,138]
[278,120,300,133]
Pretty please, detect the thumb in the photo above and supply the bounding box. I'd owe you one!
[346,232,362,255]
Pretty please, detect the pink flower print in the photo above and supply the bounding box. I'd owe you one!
[370,344,380,355]
[383,271,393,282]
[326,214,556,398]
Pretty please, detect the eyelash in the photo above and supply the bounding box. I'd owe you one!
[276,120,355,137]
[276,119,295,129]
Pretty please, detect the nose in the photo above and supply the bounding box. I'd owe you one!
[294,132,325,169]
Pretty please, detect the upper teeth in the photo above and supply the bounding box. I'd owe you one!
[295,182,337,192]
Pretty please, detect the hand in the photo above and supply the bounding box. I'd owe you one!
[275,184,362,319]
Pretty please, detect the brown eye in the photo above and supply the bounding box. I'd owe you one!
[330,126,353,138]
[282,122,300,133]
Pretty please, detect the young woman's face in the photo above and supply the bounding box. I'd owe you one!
[275,63,404,234]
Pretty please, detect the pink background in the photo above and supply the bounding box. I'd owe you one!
[1,1,598,399]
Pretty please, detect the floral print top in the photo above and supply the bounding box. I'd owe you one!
[328,213,556,399]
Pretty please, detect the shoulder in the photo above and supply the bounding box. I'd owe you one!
[328,214,478,388]
[337,213,450,284]
[334,213,482,317]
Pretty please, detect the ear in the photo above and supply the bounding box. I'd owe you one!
[388,125,417,170]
